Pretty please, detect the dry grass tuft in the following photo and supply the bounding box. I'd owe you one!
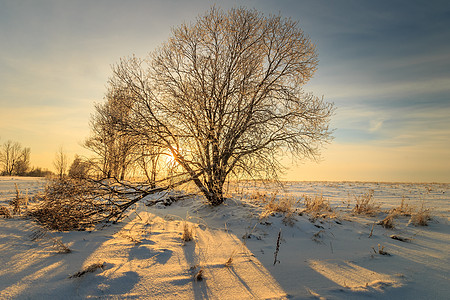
[224,250,236,267]
[10,183,27,215]
[30,225,71,253]
[372,244,390,256]
[181,222,194,242]
[389,197,413,216]
[69,263,105,278]
[304,194,331,213]
[352,190,380,216]
[303,194,334,220]
[224,256,233,267]
[194,268,204,281]
[409,204,432,226]
[0,206,12,218]
[256,193,298,224]
[379,214,395,229]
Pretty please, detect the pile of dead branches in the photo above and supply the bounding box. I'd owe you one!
[28,177,162,230]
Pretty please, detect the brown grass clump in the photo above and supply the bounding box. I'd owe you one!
[194,268,204,281]
[181,222,194,242]
[304,194,331,213]
[254,193,298,225]
[352,190,380,216]
[303,194,334,220]
[379,214,395,229]
[409,204,432,226]
[0,206,12,218]
[261,195,296,216]
[248,191,270,203]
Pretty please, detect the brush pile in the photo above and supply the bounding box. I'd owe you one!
[28,177,163,231]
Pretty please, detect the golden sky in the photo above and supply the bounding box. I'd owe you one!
[1,0,449,182]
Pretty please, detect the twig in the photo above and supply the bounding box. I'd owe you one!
[368,221,376,238]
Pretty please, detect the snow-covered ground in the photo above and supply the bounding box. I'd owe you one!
[0,177,449,299]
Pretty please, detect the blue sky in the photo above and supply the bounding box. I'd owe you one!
[1,0,449,182]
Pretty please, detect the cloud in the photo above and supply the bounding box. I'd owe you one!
[369,119,384,133]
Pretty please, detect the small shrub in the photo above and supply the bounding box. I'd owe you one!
[410,204,431,226]
[352,190,380,216]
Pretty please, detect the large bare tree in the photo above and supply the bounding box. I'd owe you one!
[108,7,334,205]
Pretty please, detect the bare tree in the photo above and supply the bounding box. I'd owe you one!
[14,147,30,175]
[68,155,90,178]
[108,7,334,205]
[53,146,68,179]
[0,140,30,176]
[85,86,139,180]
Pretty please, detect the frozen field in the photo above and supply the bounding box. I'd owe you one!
[0,177,449,299]
[0,176,46,204]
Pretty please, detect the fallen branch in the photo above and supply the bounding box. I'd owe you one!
[29,173,202,231]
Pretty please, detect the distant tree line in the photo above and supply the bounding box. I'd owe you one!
[0,139,52,177]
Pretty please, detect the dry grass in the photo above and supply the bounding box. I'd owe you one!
[69,263,105,278]
[372,244,390,256]
[389,197,413,216]
[252,192,298,225]
[303,194,334,220]
[30,225,71,253]
[194,268,204,281]
[379,214,395,229]
[304,194,331,213]
[10,183,27,215]
[0,206,12,218]
[262,195,295,215]
[224,250,237,267]
[181,222,194,242]
[409,204,432,226]
[352,190,380,216]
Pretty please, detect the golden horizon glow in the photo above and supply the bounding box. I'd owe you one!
[1,1,449,183]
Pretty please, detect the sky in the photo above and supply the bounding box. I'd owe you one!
[1,0,449,182]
